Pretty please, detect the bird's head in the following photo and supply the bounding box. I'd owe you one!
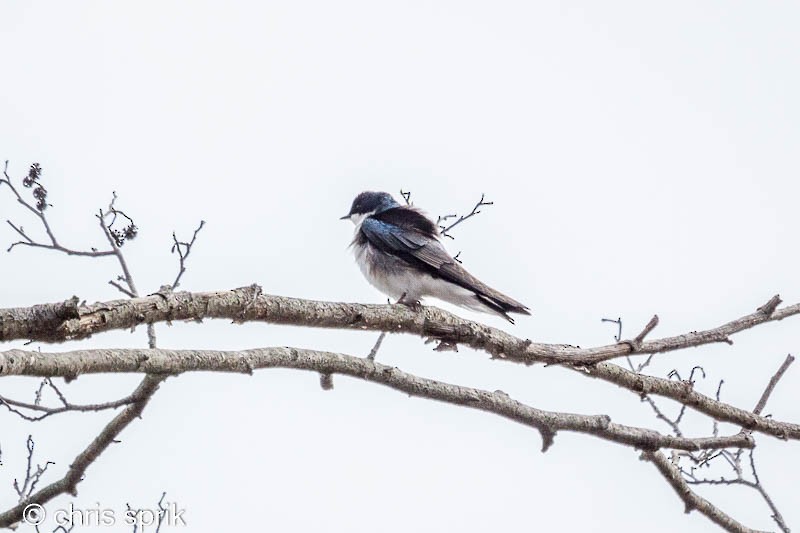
[340,191,399,225]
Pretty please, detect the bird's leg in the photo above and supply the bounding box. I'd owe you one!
[396,292,422,311]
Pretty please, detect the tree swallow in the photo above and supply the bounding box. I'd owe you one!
[341,191,530,323]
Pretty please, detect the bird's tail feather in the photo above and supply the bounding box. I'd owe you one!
[474,292,531,324]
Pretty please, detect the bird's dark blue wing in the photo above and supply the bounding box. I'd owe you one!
[360,217,448,270]
[372,206,439,237]
[359,207,530,317]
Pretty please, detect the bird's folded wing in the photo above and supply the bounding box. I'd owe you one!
[360,218,494,294]
[360,217,530,314]
[360,217,449,269]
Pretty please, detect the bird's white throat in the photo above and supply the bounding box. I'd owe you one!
[348,211,375,228]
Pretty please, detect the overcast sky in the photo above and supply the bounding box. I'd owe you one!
[1,2,799,532]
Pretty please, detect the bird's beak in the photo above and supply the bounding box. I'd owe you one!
[339,214,350,220]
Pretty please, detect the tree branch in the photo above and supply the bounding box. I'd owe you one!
[0,173,169,529]
[0,375,165,529]
[1,162,114,257]
[170,220,205,289]
[438,193,493,239]
[752,354,795,416]
[651,354,795,533]
[0,346,753,454]
[1,289,798,440]
[2,289,797,367]
[579,362,800,441]
[12,436,54,503]
[0,391,138,421]
[2,166,796,532]
[641,450,767,533]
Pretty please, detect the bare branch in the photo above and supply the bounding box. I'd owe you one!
[6,220,34,243]
[0,392,138,421]
[0,164,186,533]
[97,197,158,349]
[12,436,55,503]
[748,450,790,533]
[641,450,766,533]
[109,279,136,298]
[1,162,114,257]
[367,331,387,361]
[579,363,800,441]
[662,358,793,533]
[126,492,171,533]
[642,395,683,437]
[756,295,782,317]
[2,289,799,440]
[98,206,140,298]
[100,192,138,247]
[0,172,169,530]
[752,354,794,416]
[636,354,656,373]
[0,346,754,454]
[170,220,205,289]
[601,317,622,342]
[319,373,334,390]
[622,314,660,352]
[0,375,165,529]
[438,193,493,238]
[4,289,797,368]
[1,169,797,532]
[678,449,790,533]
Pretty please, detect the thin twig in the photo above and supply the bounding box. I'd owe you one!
[748,450,790,532]
[438,193,493,239]
[642,395,684,437]
[0,375,166,528]
[678,450,789,533]
[98,208,139,297]
[0,393,138,422]
[757,295,782,317]
[666,356,794,533]
[601,317,622,342]
[109,280,136,298]
[636,354,656,373]
[170,220,205,289]
[1,162,114,257]
[97,200,157,349]
[642,450,766,533]
[752,354,795,416]
[12,436,55,503]
[636,315,660,342]
[367,332,387,361]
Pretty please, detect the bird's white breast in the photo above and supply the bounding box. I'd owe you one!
[351,232,491,312]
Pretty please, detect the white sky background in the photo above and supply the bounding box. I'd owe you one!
[1,1,799,531]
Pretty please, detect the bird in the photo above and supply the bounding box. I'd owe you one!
[341,191,530,323]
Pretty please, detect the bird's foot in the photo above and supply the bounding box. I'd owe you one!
[396,293,423,311]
